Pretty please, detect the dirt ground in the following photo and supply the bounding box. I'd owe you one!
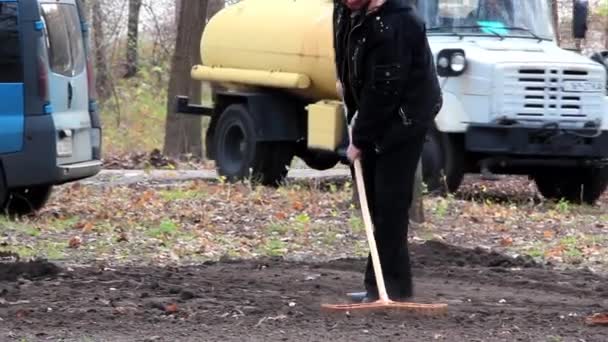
[1,241,607,342]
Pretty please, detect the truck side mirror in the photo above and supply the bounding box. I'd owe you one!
[590,51,608,68]
[572,0,589,39]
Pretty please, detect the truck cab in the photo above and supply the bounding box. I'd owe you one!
[417,0,608,204]
[0,0,102,216]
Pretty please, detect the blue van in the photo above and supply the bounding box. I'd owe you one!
[0,0,101,215]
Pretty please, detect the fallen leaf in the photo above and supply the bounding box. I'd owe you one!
[543,230,555,240]
[292,201,304,211]
[582,245,601,256]
[15,309,28,319]
[78,222,95,233]
[117,232,129,243]
[545,246,564,258]
[275,212,287,220]
[134,190,156,208]
[500,236,513,247]
[141,190,155,202]
[113,306,137,315]
[113,307,126,315]
[68,236,82,249]
[254,314,287,327]
[585,313,608,326]
[165,303,178,314]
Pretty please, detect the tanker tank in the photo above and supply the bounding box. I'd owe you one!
[191,0,339,101]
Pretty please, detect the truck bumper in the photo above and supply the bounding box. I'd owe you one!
[466,124,608,159]
[465,124,608,167]
[0,115,102,189]
[175,96,213,116]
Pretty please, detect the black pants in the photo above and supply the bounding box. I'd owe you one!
[355,124,428,300]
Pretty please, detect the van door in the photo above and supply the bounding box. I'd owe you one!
[0,1,24,155]
[39,0,92,164]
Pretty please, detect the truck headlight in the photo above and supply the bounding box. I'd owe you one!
[450,53,466,72]
[437,49,467,77]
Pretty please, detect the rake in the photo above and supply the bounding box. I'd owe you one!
[321,158,448,315]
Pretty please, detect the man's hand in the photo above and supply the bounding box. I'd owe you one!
[347,143,361,163]
[347,124,361,162]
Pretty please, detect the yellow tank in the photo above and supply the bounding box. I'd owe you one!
[194,0,338,100]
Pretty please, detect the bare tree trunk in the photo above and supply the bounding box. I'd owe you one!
[206,0,224,22]
[605,5,608,49]
[92,0,110,100]
[552,0,561,45]
[163,0,209,158]
[175,0,181,25]
[125,0,142,78]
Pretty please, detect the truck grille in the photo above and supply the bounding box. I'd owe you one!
[518,69,585,117]
[500,65,604,124]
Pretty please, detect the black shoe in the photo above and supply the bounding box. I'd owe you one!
[392,295,414,303]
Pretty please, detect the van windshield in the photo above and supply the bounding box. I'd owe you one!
[0,2,22,83]
[419,0,555,41]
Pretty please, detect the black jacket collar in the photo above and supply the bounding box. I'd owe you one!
[380,0,413,12]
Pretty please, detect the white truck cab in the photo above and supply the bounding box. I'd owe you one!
[417,0,608,204]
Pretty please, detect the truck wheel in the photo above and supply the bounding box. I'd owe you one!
[421,129,464,194]
[4,185,53,216]
[534,167,608,205]
[213,104,294,186]
[299,150,339,170]
[584,167,608,204]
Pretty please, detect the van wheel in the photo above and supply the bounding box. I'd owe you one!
[421,129,464,194]
[5,185,53,216]
[213,104,294,186]
[0,183,7,213]
[533,167,608,205]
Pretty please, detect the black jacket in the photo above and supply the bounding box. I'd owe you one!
[333,0,442,151]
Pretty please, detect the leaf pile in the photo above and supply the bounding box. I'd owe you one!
[0,175,606,273]
[102,149,212,170]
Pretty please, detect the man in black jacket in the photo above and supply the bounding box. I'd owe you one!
[333,0,442,302]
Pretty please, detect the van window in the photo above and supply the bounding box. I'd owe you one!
[0,2,22,83]
[40,3,85,77]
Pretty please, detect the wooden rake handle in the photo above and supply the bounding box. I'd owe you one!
[353,158,390,302]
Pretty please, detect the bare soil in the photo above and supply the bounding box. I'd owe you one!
[1,241,607,342]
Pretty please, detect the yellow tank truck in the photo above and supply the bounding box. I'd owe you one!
[177,0,608,206]
[176,0,345,186]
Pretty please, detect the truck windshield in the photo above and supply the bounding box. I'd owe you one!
[420,0,555,41]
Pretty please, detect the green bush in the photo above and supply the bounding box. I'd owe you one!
[597,0,608,17]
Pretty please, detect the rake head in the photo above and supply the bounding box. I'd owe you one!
[321,299,448,316]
